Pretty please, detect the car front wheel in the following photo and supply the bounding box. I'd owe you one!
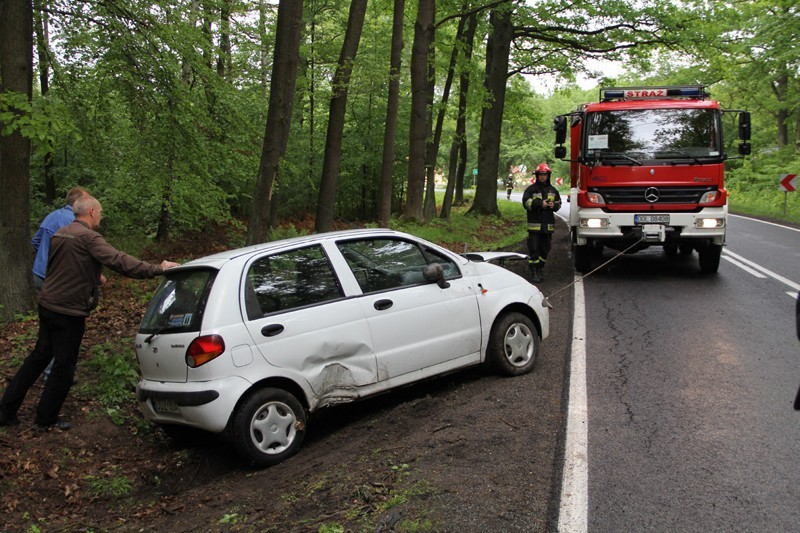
[231,388,306,467]
[488,312,540,376]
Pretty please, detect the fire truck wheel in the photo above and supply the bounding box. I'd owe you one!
[664,243,678,257]
[698,244,722,273]
[679,243,694,255]
[574,244,592,273]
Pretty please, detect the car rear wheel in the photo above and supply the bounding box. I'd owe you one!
[488,312,539,376]
[231,388,306,467]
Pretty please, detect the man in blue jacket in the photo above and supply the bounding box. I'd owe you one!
[32,187,90,289]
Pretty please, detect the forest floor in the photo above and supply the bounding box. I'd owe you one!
[0,219,573,533]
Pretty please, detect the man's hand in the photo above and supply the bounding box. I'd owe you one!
[160,260,180,270]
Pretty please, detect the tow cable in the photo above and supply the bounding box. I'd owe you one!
[542,237,645,309]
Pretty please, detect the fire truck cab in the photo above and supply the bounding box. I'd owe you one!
[553,85,751,274]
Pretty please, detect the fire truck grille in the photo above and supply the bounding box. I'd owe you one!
[590,186,717,204]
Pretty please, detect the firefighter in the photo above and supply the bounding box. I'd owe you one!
[522,163,561,283]
[505,173,515,200]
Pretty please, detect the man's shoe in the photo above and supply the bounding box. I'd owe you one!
[0,411,20,426]
[33,418,71,432]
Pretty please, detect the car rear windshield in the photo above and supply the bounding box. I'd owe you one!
[139,269,217,334]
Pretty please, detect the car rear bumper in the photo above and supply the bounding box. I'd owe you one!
[136,376,252,433]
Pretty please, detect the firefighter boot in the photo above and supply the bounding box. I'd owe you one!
[530,264,543,283]
[536,265,545,282]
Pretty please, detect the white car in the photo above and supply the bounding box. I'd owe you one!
[135,229,549,466]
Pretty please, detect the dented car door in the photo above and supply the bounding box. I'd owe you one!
[242,245,378,401]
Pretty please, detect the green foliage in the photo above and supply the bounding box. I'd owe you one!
[80,340,140,410]
[83,472,134,498]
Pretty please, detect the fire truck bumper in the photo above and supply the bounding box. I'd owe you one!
[574,207,727,246]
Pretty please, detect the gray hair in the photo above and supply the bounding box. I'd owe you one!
[73,196,101,216]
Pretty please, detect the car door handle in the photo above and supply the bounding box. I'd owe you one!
[261,324,284,337]
[373,299,393,311]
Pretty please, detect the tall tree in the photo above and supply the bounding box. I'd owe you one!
[315,0,369,233]
[378,0,405,227]
[0,0,35,323]
[247,0,305,245]
[442,10,477,218]
[406,0,435,221]
[470,4,512,216]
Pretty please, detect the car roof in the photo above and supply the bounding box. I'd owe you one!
[171,228,407,271]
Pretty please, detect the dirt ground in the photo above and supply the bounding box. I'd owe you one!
[0,221,573,532]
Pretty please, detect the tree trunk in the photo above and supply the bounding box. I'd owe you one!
[469,5,512,216]
[0,0,35,323]
[770,73,789,148]
[453,12,476,208]
[378,0,405,227]
[315,0,368,233]
[406,0,434,221]
[217,0,231,79]
[246,0,304,245]
[33,0,55,203]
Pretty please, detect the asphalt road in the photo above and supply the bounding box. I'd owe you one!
[579,214,800,531]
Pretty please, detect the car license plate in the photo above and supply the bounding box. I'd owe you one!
[634,214,669,225]
[153,398,181,414]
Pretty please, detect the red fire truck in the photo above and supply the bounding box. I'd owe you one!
[553,85,751,274]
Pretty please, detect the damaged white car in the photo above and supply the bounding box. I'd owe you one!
[135,228,549,467]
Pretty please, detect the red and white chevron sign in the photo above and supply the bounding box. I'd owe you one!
[780,173,797,192]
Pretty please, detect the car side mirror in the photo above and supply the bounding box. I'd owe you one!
[423,263,450,289]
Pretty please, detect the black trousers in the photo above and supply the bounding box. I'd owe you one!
[0,305,85,425]
[527,231,553,266]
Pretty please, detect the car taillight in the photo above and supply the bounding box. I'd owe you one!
[186,335,225,368]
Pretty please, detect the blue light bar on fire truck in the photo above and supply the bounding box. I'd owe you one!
[600,85,707,101]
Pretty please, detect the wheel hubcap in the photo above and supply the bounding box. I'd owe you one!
[250,401,297,455]
[504,323,533,367]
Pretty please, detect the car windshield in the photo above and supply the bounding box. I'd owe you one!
[139,269,216,334]
[585,108,720,164]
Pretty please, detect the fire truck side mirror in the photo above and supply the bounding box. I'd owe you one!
[738,142,752,156]
[738,112,751,141]
[555,146,567,159]
[553,116,568,145]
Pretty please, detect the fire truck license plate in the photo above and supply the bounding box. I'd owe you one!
[634,214,670,225]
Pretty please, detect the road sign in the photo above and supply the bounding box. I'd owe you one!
[555,177,564,186]
[780,173,797,192]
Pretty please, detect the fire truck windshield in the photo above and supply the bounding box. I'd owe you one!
[585,108,720,165]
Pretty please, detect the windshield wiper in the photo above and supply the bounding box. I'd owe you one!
[599,151,643,166]
[656,149,705,164]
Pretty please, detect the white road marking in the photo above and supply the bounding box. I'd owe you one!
[729,214,800,233]
[559,276,588,533]
[721,255,767,278]
[723,250,800,292]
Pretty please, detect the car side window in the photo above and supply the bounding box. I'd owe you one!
[337,238,460,293]
[245,245,343,320]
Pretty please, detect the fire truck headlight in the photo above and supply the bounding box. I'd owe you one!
[699,191,719,204]
[696,218,725,229]
[586,192,606,205]
[580,218,608,229]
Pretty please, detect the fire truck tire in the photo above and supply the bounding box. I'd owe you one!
[680,243,694,255]
[664,243,678,257]
[698,244,722,273]
[574,244,592,273]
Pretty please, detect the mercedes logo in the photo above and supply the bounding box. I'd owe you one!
[644,187,660,203]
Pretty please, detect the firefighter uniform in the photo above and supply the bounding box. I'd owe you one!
[522,164,561,283]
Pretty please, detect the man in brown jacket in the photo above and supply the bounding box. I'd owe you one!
[0,196,179,431]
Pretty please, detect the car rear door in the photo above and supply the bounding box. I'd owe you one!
[242,244,379,397]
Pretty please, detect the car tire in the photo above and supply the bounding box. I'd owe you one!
[231,388,306,467]
[488,312,540,376]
